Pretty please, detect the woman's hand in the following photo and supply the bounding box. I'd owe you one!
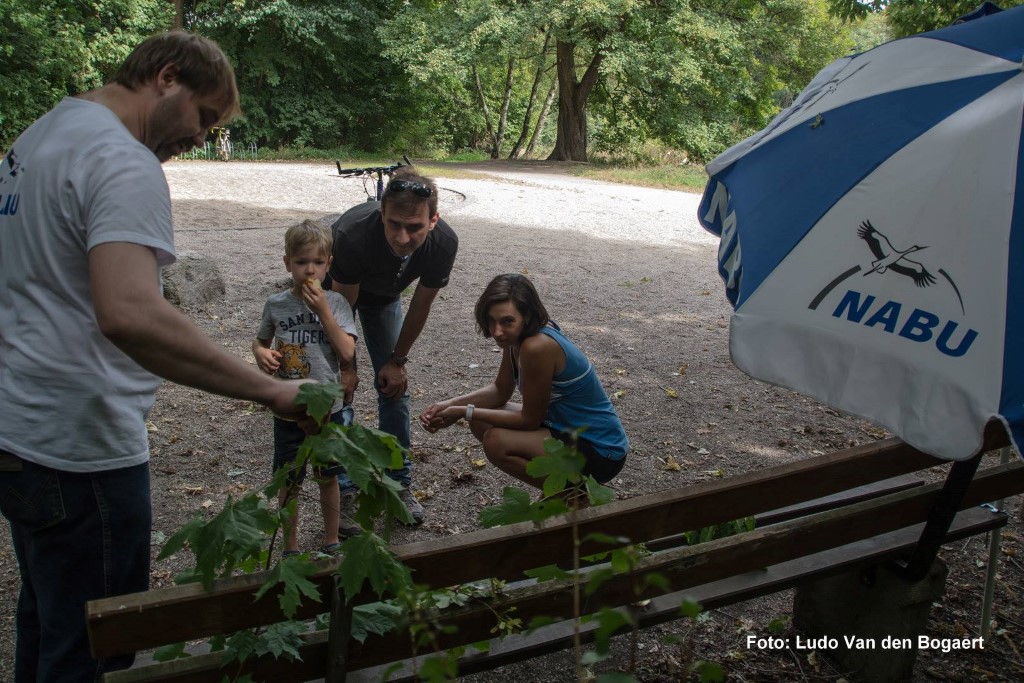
[419,401,458,433]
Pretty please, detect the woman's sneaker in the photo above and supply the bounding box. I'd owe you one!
[398,487,425,525]
[338,490,362,539]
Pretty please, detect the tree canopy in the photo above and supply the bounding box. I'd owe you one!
[7,0,1007,160]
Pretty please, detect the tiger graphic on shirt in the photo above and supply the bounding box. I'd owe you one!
[277,342,311,379]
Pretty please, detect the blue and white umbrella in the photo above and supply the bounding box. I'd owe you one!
[698,6,1024,461]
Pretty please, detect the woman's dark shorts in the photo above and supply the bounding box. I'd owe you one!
[547,427,626,483]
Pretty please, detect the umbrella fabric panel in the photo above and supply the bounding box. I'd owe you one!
[1001,113,1024,457]
[720,76,1022,461]
[700,70,1016,308]
[929,4,1024,61]
[706,32,1022,180]
[729,313,991,459]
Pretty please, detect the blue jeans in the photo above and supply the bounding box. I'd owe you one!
[0,452,151,682]
[338,299,412,493]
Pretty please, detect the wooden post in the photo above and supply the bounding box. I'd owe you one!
[326,575,353,682]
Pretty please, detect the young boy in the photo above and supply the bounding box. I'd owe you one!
[253,220,358,556]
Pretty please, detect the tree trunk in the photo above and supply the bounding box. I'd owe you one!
[524,77,557,159]
[473,65,498,155]
[547,40,603,162]
[510,31,552,160]
[491,59,515,159]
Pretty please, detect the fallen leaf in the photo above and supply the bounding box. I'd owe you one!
[611,390,626,400]
[471,458,487,468]
[614,368,627,376]
[201,499,214,509]
[697,448,710,455]
[661,456,682,472]
[678,363,688,376]
[183,485,204,495]
[146,421,159,433]
[663,387,678,399]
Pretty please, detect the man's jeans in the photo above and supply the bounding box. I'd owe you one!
[0,452,151,682]
[338,299,413,493]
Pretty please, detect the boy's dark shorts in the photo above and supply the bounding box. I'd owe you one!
[547,427,626,484]
[273,405,354,485]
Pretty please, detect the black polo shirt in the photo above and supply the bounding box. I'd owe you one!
[329,201,458,306]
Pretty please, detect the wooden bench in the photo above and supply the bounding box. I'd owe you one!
[87,429,1021,682]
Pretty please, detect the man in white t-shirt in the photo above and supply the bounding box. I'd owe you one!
[0,32,311,682]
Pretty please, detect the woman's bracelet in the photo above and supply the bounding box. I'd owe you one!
[465,404,475,424]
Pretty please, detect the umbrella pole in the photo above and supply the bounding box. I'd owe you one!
[979,446,1013,638]
[894,452,984,582]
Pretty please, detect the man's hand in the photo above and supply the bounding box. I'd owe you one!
[378,360,408,399]
[267,379,319,434]
[340,366,359,404]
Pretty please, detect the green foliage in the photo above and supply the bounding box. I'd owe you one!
[597,673,639,683]
[152,641,190,662]
[1,0,172,148]
[827,0,1024,38]
[351,602,405,643]
[586,607,633,662]
[223,621,307,663]
[337,532,413,602]
[527,438,587,496]
[159,493,279,589]
[252,554,321,619]
[683,516,756,546]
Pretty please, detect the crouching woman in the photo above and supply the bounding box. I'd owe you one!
[419,273,628,490]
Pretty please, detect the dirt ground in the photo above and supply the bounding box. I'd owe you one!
[1,160,1022,682]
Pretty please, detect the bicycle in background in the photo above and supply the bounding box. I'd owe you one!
[335,155,413,201]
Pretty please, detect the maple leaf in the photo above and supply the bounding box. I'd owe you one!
[526,438,585,497]
[254,555,322,619]
[296,382,345,424]
[479,487,534,528]
[584,476,616,506]
[351,602,404,643]
[337,533,412,601]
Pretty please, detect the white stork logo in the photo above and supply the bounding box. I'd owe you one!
[857,220,936,287]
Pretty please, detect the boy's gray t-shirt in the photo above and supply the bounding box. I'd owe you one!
[257,290,357,395]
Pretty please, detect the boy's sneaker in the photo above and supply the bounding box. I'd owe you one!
[398,487,425,525]
[338,490,362,539]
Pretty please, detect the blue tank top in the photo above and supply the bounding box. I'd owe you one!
[512,324,628,460]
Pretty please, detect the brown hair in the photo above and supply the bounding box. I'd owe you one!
[284,220,332,258]
[113,31,240,123]
[474,274,550,341]
[381,167,439,216]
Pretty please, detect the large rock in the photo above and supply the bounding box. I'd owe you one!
[162,250,225,308]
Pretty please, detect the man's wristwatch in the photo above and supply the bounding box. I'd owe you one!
[390,352,409,366]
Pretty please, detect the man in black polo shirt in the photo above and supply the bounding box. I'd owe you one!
[329,168,458,528]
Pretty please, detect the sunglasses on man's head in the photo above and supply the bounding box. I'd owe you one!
[387,179,433,198]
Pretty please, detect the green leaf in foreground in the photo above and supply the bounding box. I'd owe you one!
[338,532,413,601]
[526,438,586,497]
[253,554,322,619]
[351,602,404,643]
[297,382,345,424]
[152,641,190,662]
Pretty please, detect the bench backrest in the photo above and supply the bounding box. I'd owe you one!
[87,430,1018,682]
